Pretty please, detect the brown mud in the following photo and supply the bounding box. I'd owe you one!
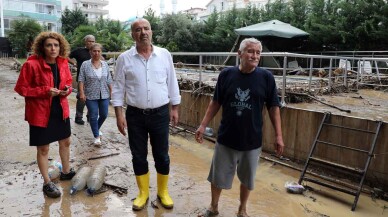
[1,63,387,216]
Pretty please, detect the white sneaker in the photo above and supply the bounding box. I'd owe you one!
[99,131,103,137]
[94,137,101,145]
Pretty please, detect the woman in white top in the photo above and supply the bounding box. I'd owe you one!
[78,43,112,145]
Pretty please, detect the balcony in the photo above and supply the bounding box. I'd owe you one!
[80,7,109,15]
[4,10,59,22]
[80,0,109,6]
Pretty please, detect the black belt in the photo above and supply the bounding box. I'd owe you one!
[127,104,168,115]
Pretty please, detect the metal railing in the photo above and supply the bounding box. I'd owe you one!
[104,51,388,105]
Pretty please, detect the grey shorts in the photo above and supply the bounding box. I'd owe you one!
[207,143,262,190]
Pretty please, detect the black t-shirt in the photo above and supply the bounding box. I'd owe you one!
[213,66,280,151]
[69,47,90,81]
[48,63,62,115]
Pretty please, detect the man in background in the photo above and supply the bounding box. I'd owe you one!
[68,35,95,125]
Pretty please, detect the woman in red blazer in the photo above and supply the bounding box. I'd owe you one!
[14,32,76,198]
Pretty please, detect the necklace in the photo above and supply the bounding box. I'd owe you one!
[92,61,101,69]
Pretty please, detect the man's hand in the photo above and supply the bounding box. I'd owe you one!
[273,136,285,157]
[195,125,206,144]
[114,107,127,136]
[170,105,179,127]
[116,115,127,136]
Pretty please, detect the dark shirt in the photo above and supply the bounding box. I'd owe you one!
[69,47,90,81]
[214,66,280,151]
[48,63,62,115]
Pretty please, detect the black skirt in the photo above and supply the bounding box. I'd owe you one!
[29,97,71,146]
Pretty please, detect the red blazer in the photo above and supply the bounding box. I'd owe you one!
[14,55,73,127]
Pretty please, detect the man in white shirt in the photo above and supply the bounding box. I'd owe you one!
[111,18,181,211]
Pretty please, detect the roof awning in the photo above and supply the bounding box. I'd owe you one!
[234,19,309,38]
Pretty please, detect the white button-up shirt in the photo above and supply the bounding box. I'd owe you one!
[111,45,181,109]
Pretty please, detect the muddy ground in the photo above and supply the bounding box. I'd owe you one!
[1,63,388,217]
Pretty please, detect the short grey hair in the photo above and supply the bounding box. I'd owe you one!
[239,38,262,53]
[130,18,151,32]
[83,35,95,41]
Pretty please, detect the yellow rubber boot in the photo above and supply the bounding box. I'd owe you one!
[132,172,149,211]
[157,173,174,209]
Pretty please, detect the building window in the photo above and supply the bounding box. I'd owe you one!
[0,19,10,29]
[47,5,55,15]
[36,4,44,13]
[35,3,55,14]
[47,23,55,31]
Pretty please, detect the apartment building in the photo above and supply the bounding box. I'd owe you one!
[2,0,62,34]
[182,7,207,20]
[71,0,109,22]
[199,0,267,20]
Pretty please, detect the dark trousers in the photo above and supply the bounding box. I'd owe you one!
[126,104,170,176]
[75,91,86,119]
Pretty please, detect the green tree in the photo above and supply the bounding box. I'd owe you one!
[199,8,219,52]
[240,3,262,26]
[94,17,132,51]
[305,0,342,50]
[334,0,388,50]
[71,25,97,48]
[143,8,161,40]
[288,0,308,29]
[211,6,242,51]
[262,0,291,22]
[61,8,88,35]
[8,17,42,57]
[157,13,198,51]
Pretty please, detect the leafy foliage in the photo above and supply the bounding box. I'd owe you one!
[143,8,162,39]
[59,0,388,52]
[157,13,199,51]
[94,17,132,51]
[71,25,97,48]
[61,8,88,35]
[8,17,42,57]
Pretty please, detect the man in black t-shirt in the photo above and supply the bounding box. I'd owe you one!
[195,38,285,217]
[69,35,95,125]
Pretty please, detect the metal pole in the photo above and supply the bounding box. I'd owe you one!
[361,59,365,84]
[374,60,381,83]
[344,59,348,88]
[308,57,314,92]
[0,0,4,37]
[199,55,203,88]
[328,58,333,91]
[281,56,287,106]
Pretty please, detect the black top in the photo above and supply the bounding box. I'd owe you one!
[214,66,280,151]
[48,63,61,114]
[69,47,91,81]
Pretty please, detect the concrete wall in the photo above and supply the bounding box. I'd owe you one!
[179,90,388,190]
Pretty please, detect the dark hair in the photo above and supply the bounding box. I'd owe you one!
[31,31,70,58]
